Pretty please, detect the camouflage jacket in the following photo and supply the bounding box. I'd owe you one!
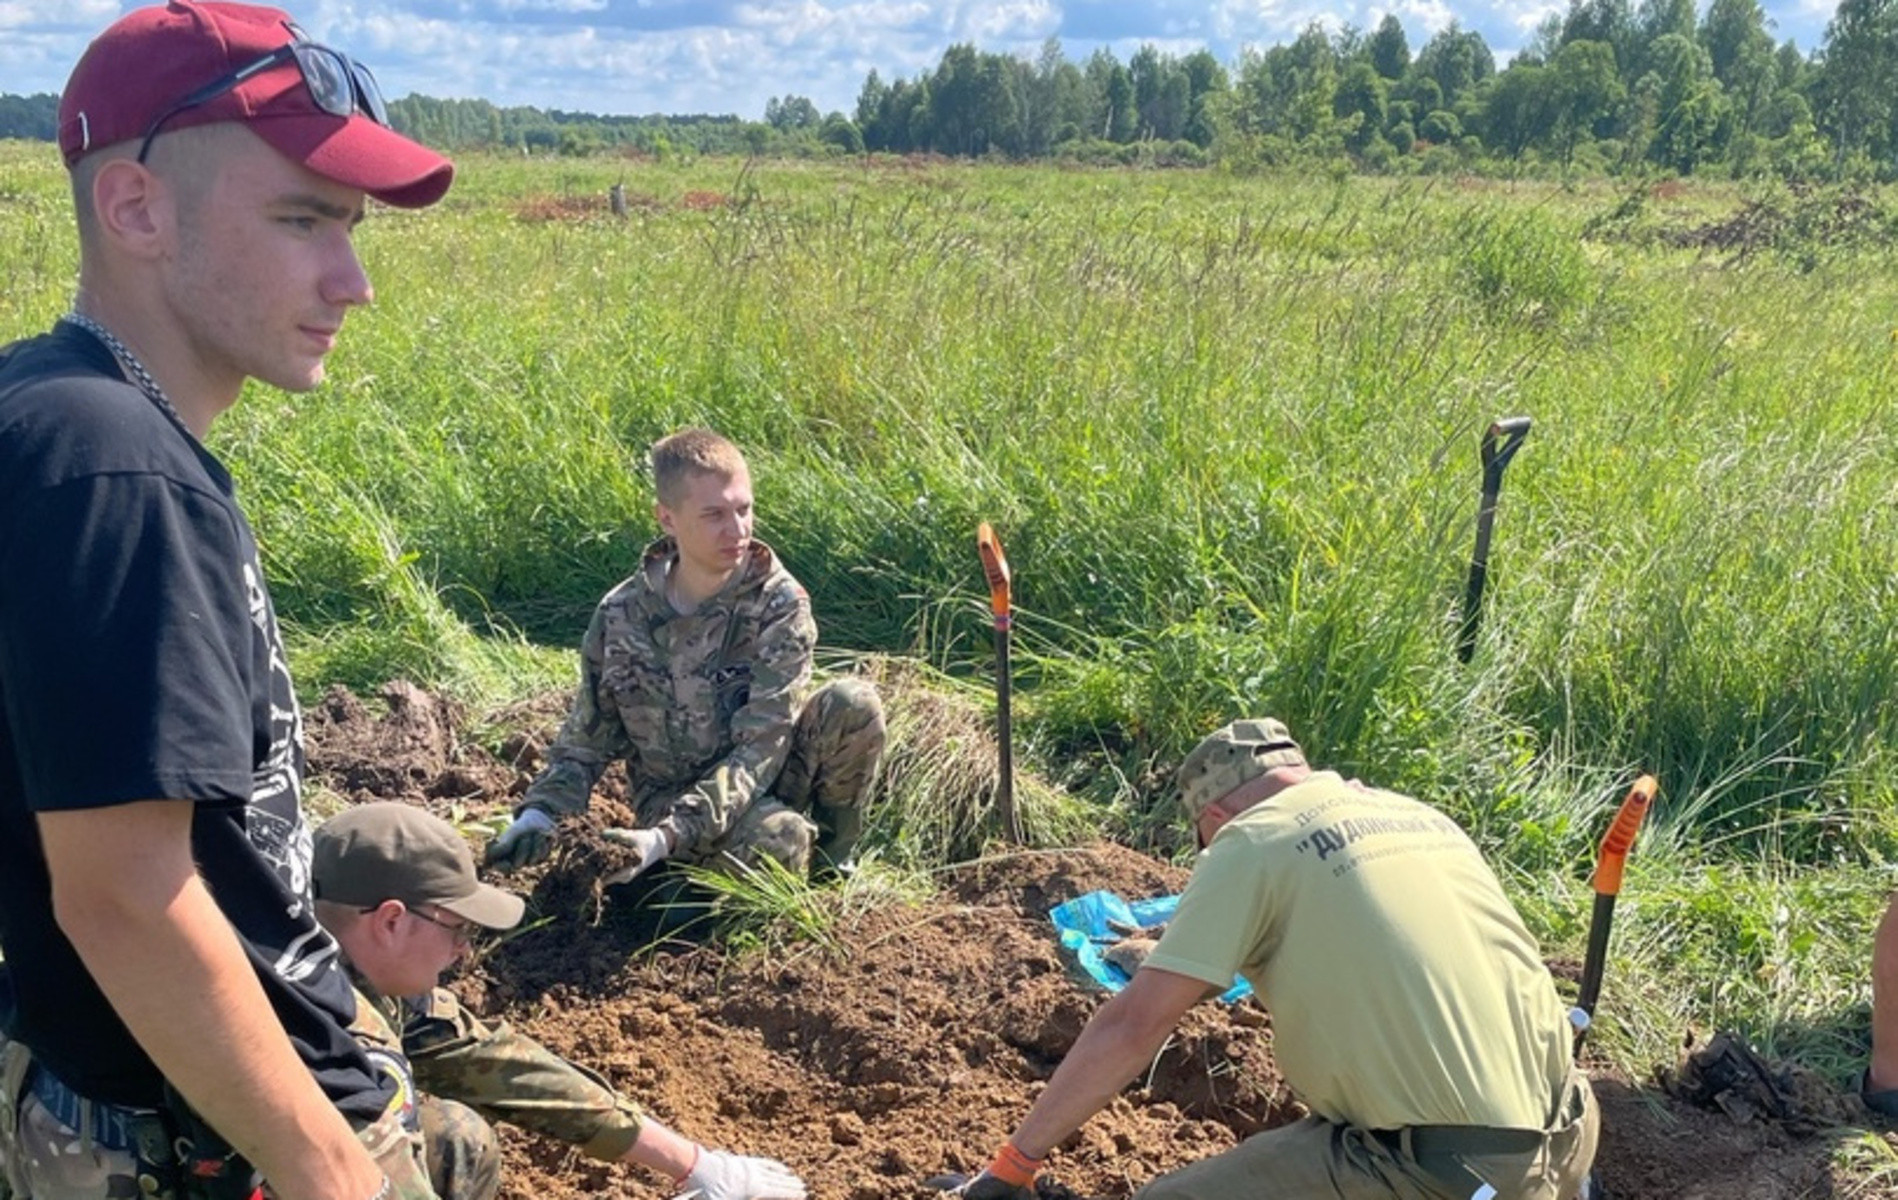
[524,536,816,858]
[350,982,645,1162]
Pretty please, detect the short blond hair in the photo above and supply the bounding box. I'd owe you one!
[651,428,748,506]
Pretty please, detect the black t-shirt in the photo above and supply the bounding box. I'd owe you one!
[0,323,392,1122]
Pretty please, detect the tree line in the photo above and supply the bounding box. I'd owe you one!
[834,0,1897,178]
[4,0,1896,178]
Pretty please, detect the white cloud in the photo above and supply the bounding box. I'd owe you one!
[1209,0,1337,44]
[0,0,118,93]
[486,0,610,14]
[1378,0,1455,36]
[0,42,67,92]
[1792,0,1833,26]
[943,0,1061,41]
[0,0,116,31]
[733,0,935,40]
[1493,0,1563,34]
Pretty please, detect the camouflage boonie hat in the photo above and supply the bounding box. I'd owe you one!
[1177,718,1305,819]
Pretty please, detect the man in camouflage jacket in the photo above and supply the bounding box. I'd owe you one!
[487,429,885,884]
[312,802,806,1200]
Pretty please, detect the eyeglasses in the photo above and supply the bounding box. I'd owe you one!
[363,904,481,947]
[137,28,390,165]
[410,907,481,947]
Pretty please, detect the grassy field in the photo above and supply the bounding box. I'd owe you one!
[5,141,1898,1094]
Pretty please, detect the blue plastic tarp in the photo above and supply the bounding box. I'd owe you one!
[1048,889,1252,1003]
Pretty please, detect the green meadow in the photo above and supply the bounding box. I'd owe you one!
[5,141,1898,1102]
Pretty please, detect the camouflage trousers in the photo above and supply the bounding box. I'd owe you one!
[0,1034,440,1200]
[690,677,885,875]
[417,1097,499,1200]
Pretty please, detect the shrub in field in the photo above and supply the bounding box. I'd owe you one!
[1452,207,1595,325]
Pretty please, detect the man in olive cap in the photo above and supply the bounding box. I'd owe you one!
[312,802,807,1200]
[953,719,1597,1200]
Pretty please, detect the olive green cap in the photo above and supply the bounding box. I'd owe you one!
[313,802,524,930]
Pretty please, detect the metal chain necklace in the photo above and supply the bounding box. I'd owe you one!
[60,310,191,433]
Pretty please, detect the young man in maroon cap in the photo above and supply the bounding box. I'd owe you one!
[0,5,452,1200]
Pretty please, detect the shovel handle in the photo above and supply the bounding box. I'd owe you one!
[1458,416,1533,665]
[977,522,1012,625]
[1481,416,1533,481]
[1591,775,1657,897]
[1573,774,1657,1049]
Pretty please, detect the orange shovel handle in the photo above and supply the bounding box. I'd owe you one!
[977,522,1012,623]
[1591,775,1657,897]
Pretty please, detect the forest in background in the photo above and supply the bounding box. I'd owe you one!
[6,0,1898,178]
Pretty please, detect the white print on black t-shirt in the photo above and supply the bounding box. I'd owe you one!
[279,921,342,983]
[241,556,336,984]
[247,560,304,822]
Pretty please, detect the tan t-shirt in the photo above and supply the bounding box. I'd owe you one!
[1142,771,1571,1131]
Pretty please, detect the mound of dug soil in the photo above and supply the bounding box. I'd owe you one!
[305,683,1893,1200]
[465,844,1286,1200]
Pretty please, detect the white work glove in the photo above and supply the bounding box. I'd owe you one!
[601,827,672,886]
[675,1147,807,1200]
[484,807,557,871]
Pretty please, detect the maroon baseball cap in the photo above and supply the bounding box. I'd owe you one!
[58,0,452,208]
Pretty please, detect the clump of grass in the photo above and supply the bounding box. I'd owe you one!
[1835,1130,1898,1199]
[856,655,1097,865]
[689,854,932,960]
[1452,205,1597,327]
[693,855,838,954]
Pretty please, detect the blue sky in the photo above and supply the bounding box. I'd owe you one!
[2,0,1841,122]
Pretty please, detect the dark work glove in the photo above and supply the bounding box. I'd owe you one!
[485,807,557,871]
[956,1171,1034,1200]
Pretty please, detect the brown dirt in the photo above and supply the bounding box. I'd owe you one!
[306,683,1897,1200]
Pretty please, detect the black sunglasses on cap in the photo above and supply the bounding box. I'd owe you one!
[136,25,390,165]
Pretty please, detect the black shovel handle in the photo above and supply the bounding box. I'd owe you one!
[1481,416,1533,494]
[993,627,1017,842]
[1457,416,1533,663]
[977,523,1021,844]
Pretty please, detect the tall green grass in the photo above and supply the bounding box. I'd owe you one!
[6,141,1898,1086]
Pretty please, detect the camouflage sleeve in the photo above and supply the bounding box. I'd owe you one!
[523,604,631,818]
[656,580,815,856]
[347,986,419,1131]
[403,987,646,1162]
